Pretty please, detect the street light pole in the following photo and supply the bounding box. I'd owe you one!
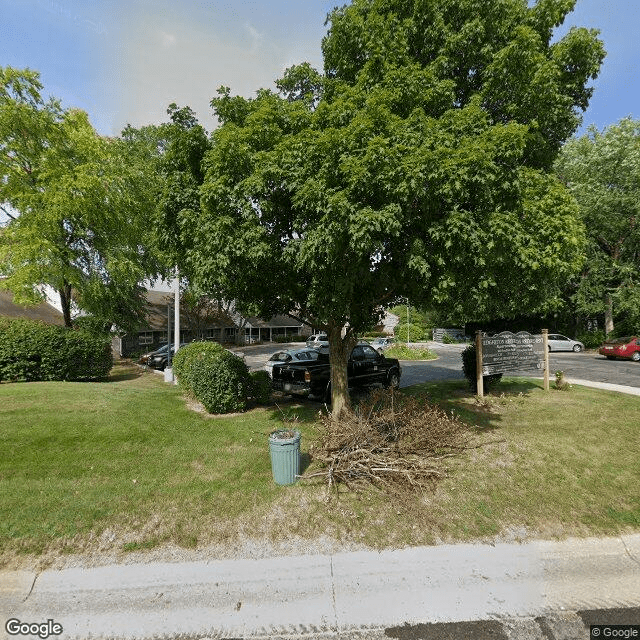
[174,269,180,357]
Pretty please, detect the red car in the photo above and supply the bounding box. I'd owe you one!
[598,336,640,361]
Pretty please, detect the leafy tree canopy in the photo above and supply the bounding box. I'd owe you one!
[0,67,162,330]
[179,0,603,415]
[555,117,640,334]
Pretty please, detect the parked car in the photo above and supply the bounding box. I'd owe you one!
[547,334,585,352]
[371,336,396,352]
[306,333,329,348]
[138,344,170,366]
[271,343,401,403]
[263,347,320,378]
[598,336,640,361]
[147,342,189,370]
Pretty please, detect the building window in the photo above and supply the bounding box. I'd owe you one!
[139,331,153,345]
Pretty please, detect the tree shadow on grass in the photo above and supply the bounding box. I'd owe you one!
[402,378,542,432]
[107,368,144,382]
[107,360,145,382]
[267,400,322,425]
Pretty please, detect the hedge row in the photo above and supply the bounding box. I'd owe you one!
[0,317,113,382]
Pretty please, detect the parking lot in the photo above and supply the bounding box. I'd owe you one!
[236,341,640,391]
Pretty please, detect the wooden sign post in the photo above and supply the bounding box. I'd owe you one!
[542,328,549,391]
[476,330,484,398]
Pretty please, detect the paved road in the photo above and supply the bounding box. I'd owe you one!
[239,342,640,391]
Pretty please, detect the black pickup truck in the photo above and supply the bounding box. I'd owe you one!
[271,343,402,402]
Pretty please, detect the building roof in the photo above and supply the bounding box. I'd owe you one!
[244,315,305,329]
[0,289,65,325]
[141,290,236,331]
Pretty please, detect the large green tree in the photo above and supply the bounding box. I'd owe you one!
[0,67,160,329]
[182,0,603,416]
[555,117,640,335]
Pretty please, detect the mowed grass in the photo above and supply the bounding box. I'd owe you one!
[0,362,321,562]
[1,363,639,567]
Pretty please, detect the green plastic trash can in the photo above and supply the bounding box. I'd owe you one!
[269,429,301,485]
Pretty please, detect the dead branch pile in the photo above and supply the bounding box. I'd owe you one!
[306,389,470,494]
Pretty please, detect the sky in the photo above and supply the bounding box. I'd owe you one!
[1,0,638,138]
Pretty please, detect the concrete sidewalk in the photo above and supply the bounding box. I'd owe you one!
[2,534,640,639]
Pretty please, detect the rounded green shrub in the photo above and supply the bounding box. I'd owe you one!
[0,317,112,382]
[173,341,250,414]
[394,323,425,342]
[249,370,272,404]
[461,342,502,393]
[575,330,605,349]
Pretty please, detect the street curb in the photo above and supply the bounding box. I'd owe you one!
[3,535,640,639]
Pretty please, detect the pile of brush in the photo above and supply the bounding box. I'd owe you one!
[307,389,470,494]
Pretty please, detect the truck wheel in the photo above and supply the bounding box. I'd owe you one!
[632,351,640,362]
[385,370,400,390]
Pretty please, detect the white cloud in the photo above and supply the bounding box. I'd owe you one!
[244,23,263,54]
[159,31,177,48]
[102,4,326,135]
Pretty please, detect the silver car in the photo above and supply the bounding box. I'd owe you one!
[371,336,396,352]
[306,333,329,348]
[547,333,584,352]
[264,347,320,377]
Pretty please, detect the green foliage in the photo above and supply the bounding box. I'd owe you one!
[0,318,112,382]
[249,370,273,404]
[554,370,571,391]
[576,330,605,349]
[0,67,161,329]
[461,343,502,393]
[274,334,307,343]
[555,118,640,334]
[176,1,602,415]
[384,344,436,360]
[172,341,250,413]
[72,315,112,336]
[394,323,426,342]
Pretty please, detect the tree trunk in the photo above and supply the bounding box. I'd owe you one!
[604,293,614,336]
[328,323,356,420]
[58,282,73,328]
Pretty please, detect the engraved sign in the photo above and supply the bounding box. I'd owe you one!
[481,331,545,375]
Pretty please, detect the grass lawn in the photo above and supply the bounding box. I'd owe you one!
[1,362,639,568]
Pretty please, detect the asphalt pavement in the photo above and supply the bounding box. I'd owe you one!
[239,341,640,395]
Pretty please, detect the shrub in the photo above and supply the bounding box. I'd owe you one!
[384,344,436,360]
[394,323,425,342]
[173,341,250,413]
[274,334,306,343]
[461,343,502,393]
[576,330,605,349]
[249,370,272,404]
[0,318,112,382]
